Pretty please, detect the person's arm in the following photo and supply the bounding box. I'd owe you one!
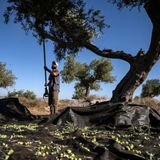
[44,66,59,76]
[44,66,52,74]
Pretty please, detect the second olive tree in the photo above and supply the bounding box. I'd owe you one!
[0,62,16,89]
[61,56,115,99]
[141,79,160,98]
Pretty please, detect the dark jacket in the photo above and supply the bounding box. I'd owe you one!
[48,69,60,92]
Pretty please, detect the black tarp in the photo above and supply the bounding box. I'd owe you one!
[1,98,160,129]
[1,98,160,159]
[50,102,160,129]
[0,98,35,121]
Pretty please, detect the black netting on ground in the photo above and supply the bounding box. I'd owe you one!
[0,98,160,159]
[0,98,35,121]
[50,102,160,129]
[1,98,160,129]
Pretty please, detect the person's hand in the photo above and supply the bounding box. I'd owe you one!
[44,66,48,70]
[44,83,48,86]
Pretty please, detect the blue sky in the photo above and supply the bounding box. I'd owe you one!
[0,0,159,99]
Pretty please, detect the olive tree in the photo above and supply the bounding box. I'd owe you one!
[61,56,115,98]
[141,79,160,98]
[0,62,16,88]
[8,89,37,99]
[3,0,160,102]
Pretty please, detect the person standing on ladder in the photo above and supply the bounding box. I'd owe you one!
[44,61,60,115]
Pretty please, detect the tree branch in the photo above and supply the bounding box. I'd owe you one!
[54,18,135,64]
[84,42,135,64]
[35,24,74,49]
[144,0,160,60]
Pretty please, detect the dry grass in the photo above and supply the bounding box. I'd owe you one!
[58,99,73,108]
[19,97,49,115]
[133,97,160,112]
[19,97,72,115]
[19,96,160,115]
[19,95,108,115]
[85,94,108,102]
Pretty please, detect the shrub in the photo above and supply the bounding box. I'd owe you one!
[8,90,36,100]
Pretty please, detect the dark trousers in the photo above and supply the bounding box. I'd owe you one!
[48,91,59,115]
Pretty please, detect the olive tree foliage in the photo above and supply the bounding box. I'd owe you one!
[3,0,105,60]
[141,79,160,98]
[8,89,37,99]
[0,62,16,88]
[3,0,160,102]
[72,83,86,99]
[61,56,115,98]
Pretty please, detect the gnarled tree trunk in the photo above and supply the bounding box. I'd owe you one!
[111,51,160,102]
[111,0,160,102]
[85,86,90,97]
[33,0,160,103]
[85,0,160,103]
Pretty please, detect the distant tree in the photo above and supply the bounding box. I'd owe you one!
[61,56,115,98]
[22,90,37,100]
[8,90,36,100]
[141,79,160,98]
[72,83,86,99]
[8,90,23,97]
[0,62,16,88]
[3,0,160,102]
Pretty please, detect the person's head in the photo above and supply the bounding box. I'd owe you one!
[51,61,58,69]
